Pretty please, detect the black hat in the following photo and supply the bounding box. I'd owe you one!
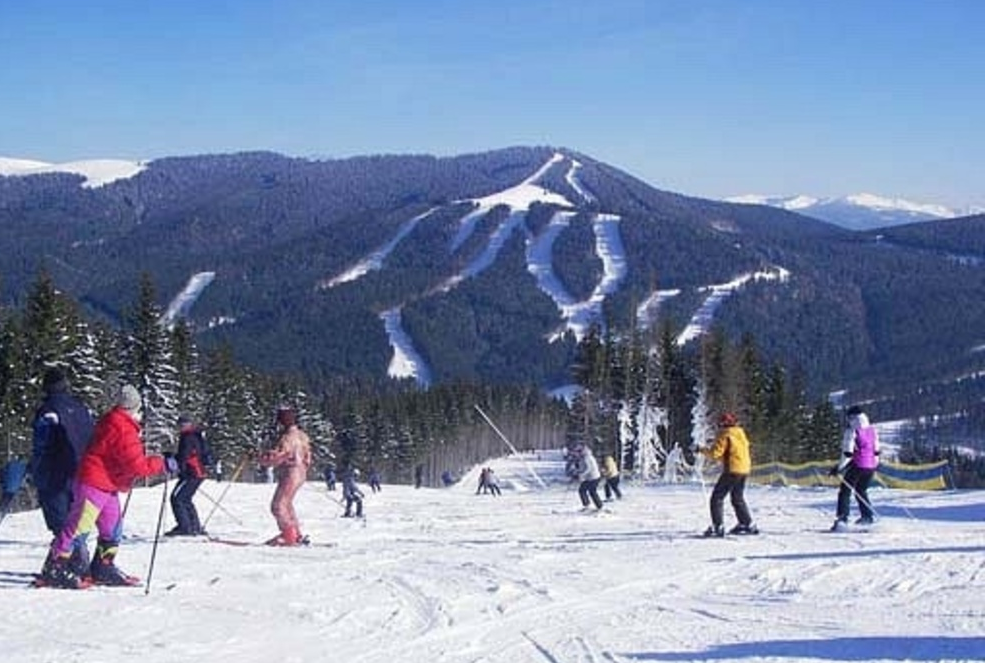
[276,405,296,426]
[846,405,863,417]
[42,368,69,394]
[177,414,194,428]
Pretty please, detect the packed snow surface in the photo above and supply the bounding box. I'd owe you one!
[5,456,981,662]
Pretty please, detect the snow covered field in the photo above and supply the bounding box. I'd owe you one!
[1,450,983,663]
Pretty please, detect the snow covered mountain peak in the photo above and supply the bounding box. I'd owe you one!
[726,192,961,230]
[0,155,146,188]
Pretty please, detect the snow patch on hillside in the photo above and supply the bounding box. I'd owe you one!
[162,272,216,326]
[0,156,146,188]
[321,208,438,289]
[381,307,432,387]
[449,153,575,251]
[677,266,790,345]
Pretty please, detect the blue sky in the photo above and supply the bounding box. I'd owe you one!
[1,0,982,207]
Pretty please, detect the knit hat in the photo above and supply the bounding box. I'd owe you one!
[42,368,69,394]
[116,384,142,413]
[177,413,194,429]
[276,405,296,427]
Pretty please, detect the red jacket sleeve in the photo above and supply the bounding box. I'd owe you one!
[78,408,165,492]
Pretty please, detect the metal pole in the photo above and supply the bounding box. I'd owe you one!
[474,404,547,489]
[144,474,169,595]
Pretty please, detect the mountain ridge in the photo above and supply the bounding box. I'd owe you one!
[2,146,984,427]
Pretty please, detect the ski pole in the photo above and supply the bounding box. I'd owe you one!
[145,474,169,596]
[836,473,881,520]
[197,487,244,525]
[202,453,250,530]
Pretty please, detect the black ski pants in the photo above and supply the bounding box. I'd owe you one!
[170,476,204,534]
[604,476,622,500]
[837,465,875,521]
[709,472,752,528]
[579,478,603,509]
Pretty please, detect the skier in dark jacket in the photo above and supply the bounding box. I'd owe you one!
[29,368,95,572]
[341,468,364,518]
[323,464,337,491]
[167,414,210,536]
[368,467,382,493]
[1,456,29,518]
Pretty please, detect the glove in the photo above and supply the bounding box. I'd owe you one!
[828,464,840,477]
[164,455,179,475]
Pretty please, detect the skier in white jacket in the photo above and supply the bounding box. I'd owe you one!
[576,446,603,510]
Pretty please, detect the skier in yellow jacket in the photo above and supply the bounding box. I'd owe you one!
[697,412,758,537]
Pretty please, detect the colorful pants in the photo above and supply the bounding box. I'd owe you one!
[52,482,122,558]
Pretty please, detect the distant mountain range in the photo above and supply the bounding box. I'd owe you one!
[726,192,982,231]
[2,147,984,428]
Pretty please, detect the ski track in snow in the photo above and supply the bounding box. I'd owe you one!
[2,450,983,663]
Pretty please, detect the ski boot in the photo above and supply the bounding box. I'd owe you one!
[729,523,759,535]
[265,526,303,547]
[36,553,91,589]
[90,539,140,586]
[703,525,725,538]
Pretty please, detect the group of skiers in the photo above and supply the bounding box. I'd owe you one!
[565,445,623,511]
[475,467,502,496]
[6,364,883,590]
[559,405,880,538]
[10,366,329,589]
[693,406,880,537]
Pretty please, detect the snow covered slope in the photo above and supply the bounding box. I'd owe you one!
[1,450,982,663]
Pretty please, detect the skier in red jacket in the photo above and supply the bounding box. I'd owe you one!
[37,384,175,589]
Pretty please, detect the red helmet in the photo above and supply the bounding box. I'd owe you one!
[719,412,738,427]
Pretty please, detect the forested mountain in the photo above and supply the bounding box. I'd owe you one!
[2,147,984,431]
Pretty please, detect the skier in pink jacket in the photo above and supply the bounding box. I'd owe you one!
[830,405,880,531]
[259,405,312,546]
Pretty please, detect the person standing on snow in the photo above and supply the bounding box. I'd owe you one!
[697,412,757,537]
[829,405,880,531]
[38,384,176,588]
[1,456,29,518]
[601,454,622,501]
[323,464,337,491]
[166,414,209,536]
[259,405,312,546]
[576,446,603,510]
[341,467,364,518]
[485,468,502,496]
[30,368,95,576]
[368,467,382,493]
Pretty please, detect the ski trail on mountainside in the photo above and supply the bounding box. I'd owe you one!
[380,307,432,386]
[321,208,439,288]
[675,266,790,345]
[449,153,573,252]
